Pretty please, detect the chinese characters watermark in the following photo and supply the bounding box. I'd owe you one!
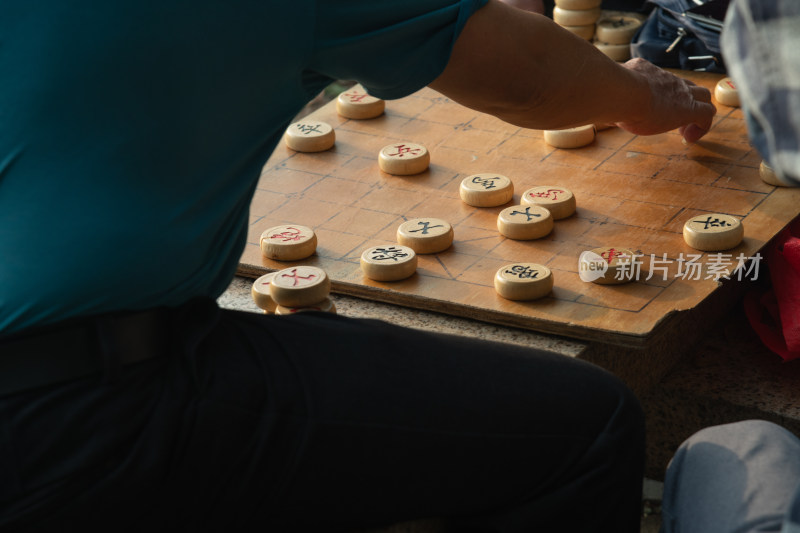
[578,251,762,283]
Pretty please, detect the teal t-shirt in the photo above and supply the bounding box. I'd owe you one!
[0,0,487,334]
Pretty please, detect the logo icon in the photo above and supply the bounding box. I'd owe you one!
[578,250,608,282]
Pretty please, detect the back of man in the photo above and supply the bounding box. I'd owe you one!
[0,0,476,334]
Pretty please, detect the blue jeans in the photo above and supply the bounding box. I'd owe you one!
[662,420,800,533]
[0,299,644,532]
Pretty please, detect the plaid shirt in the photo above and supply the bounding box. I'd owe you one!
[784,481,800,533]
[723,6,800,528]
[721,0,800,185]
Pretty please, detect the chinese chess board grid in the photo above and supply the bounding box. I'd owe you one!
[238,71,800,347]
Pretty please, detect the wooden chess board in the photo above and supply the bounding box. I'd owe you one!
[238,71,800,347]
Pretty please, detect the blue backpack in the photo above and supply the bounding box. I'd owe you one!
[630,0,728,73]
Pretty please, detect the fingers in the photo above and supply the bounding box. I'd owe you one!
[689,84,712,103]
[679,106,715,144]
[681,94,716,144]
[682,123,709,144]
[617,58,718,143]
[679,78,714,137]
[666,70,716,143]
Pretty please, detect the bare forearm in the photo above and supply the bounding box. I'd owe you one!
[430,0,714,141]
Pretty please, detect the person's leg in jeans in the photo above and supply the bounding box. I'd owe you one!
[248,311,645,532]
[1,300,644,532]
[661,420,800,533]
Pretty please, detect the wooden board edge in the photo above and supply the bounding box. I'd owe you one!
[237,261,663,348]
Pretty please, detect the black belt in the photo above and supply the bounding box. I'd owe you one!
[0,309,171,397]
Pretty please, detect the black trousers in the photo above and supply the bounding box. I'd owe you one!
[0,299,644,532]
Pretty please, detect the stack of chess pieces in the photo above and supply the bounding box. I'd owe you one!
[251,222,333,315]
[251,265,336,316]
[553,0,644,62]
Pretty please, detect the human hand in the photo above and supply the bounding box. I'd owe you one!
[616,58,716,144]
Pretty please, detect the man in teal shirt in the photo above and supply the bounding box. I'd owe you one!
[0,0,713,530]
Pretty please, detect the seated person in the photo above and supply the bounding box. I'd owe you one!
[0,0,713,530]
[662,1,800,532]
